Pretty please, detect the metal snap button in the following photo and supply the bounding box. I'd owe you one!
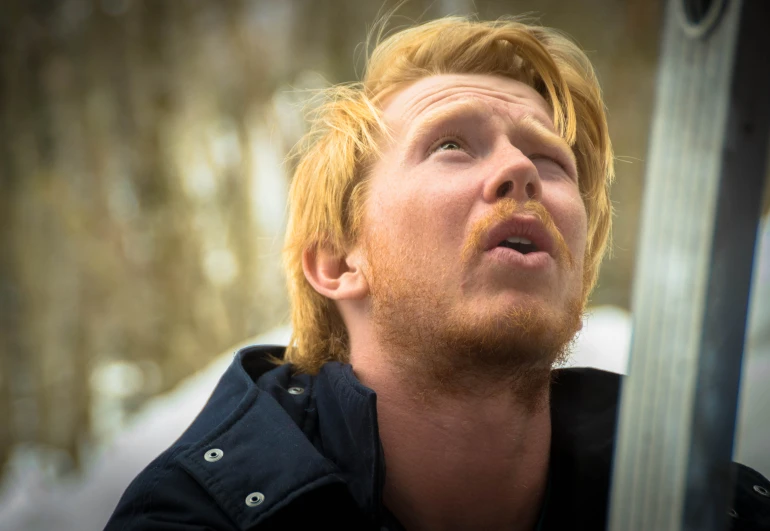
[245,491,265,507]
[288,386,304,395]
[753,485,770,497]
[204,448,224,462]
[728,508,738,518]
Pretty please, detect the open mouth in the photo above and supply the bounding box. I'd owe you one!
[497,237,539,255]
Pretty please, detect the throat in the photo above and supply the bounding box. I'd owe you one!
[376,384,552,531]
[382,435,550,531]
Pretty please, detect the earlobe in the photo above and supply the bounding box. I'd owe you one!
[302,245,369,301]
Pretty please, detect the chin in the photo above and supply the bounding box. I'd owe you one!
[474,291,564,318]
[459,293,584,349]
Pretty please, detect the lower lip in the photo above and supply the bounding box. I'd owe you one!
[485,247,552,269]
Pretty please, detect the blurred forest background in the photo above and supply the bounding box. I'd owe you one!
[1,0,768,514]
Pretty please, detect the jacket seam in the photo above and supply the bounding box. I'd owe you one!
[251,472,343,526]
[340,364,372,399]
[300,377,317,447]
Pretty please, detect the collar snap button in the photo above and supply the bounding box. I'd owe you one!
[288,386,304,395]
[204,448,224,462]
[753,485,769,497]
[245,492,265,507]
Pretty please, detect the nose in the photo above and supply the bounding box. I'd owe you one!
[482,143,542,203]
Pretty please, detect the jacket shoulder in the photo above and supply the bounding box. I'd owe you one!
[105,347,289,530]
[104,444,237,530]
[731,462,770,529]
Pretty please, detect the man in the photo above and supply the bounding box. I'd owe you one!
[106,16,770,530]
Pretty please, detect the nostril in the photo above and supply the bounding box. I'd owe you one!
[525,182,535,199]
[496,181,513,198]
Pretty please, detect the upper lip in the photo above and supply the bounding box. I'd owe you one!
[484,215,555,256]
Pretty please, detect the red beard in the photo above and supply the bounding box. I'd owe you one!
[363,199,584,409]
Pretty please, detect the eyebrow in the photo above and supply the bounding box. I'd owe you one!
[405,99,492,148]
[405,99,577,172]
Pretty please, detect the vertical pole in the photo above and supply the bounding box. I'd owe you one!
[608,0,770,530]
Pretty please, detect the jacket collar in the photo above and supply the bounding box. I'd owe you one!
[174,345,386,528]
[174,345,621,529]
[313,360,384,517]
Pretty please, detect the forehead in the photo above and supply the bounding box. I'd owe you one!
[381,73,554,133]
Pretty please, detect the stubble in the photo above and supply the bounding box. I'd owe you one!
[363,199,585,411]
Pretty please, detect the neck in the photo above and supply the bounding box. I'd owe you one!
[352,344,552,531]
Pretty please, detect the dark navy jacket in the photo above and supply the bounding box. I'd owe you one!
[106,345,770,530]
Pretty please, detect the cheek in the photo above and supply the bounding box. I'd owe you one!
[366,189,433,258]
[545,193,588,260]
[370,177,470,252]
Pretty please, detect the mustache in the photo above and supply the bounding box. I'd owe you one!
[461,199,575,269]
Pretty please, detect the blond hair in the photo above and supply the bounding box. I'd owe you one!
[283,16,614,373]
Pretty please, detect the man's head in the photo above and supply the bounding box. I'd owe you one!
[283,16,614,379]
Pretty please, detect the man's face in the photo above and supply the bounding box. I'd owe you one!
[358,73,588,388]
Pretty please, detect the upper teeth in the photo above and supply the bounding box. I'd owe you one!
[506,237,532,245]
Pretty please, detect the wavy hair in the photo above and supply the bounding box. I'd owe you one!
[283,16,614,374]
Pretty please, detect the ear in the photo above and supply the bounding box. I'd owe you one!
[302,244,369,301]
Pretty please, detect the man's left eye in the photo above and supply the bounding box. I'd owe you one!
[435,140,462,152]
[530,154,564,169]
